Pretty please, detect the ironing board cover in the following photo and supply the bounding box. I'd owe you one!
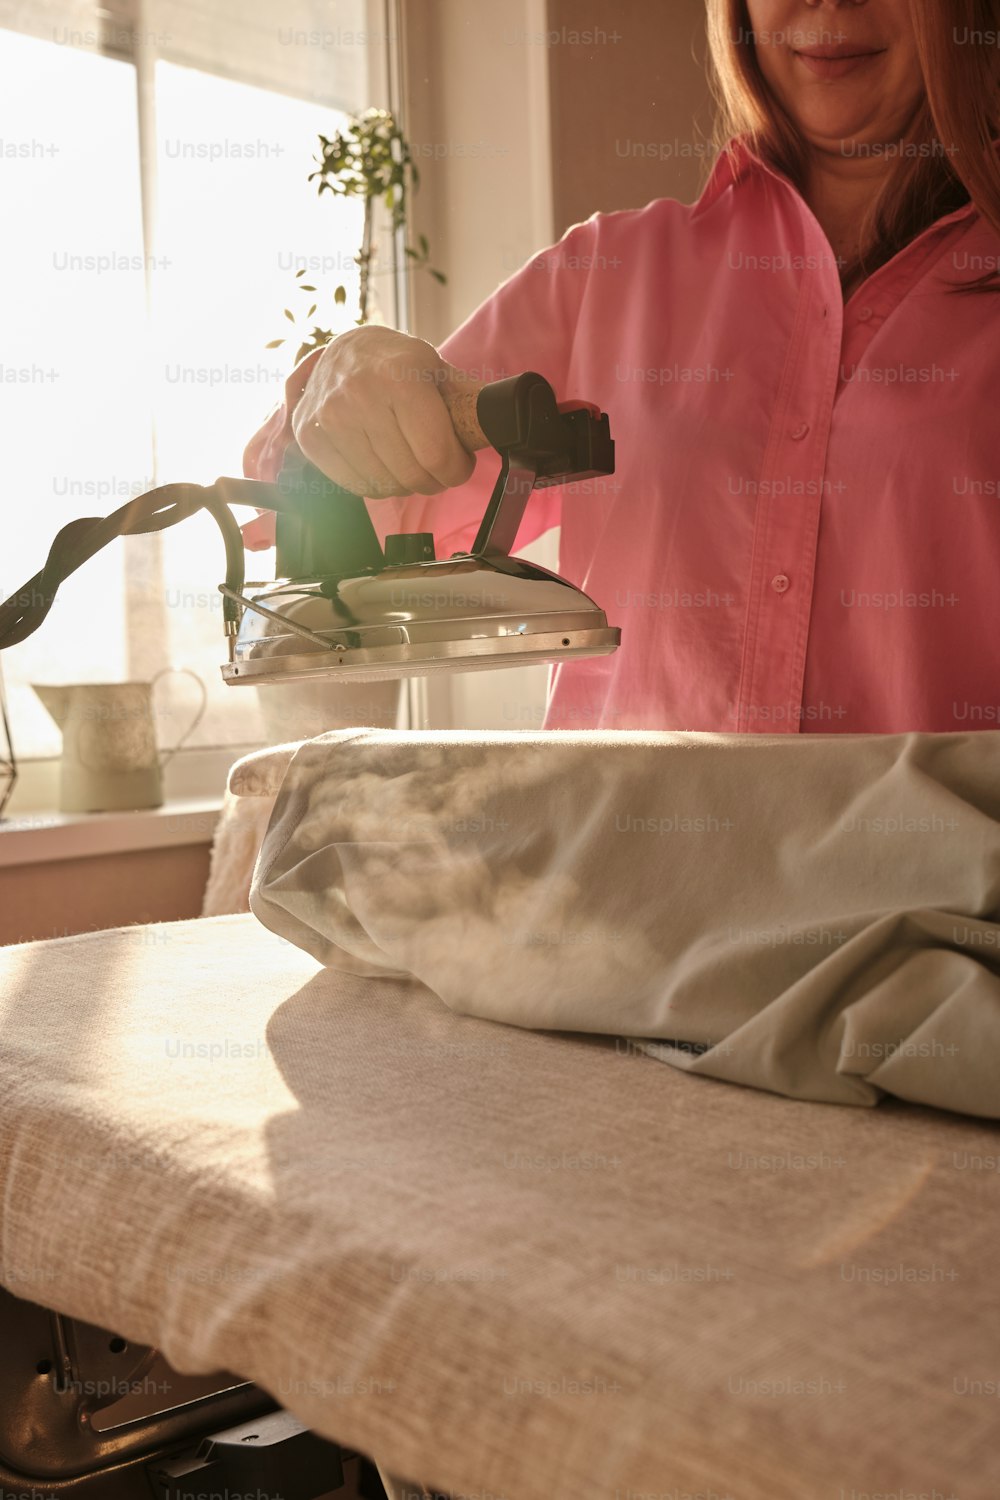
[0,915,998,1498]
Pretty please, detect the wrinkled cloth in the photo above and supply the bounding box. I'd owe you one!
[201,745,301,917]
[250,727,1000,1117]
[242,136,1000,735]
[1,915,999,1500]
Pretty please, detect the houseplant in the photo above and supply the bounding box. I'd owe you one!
[269,106,445,362]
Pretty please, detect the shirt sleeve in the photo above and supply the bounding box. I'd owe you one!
[239,346,326,550]
[241,217,600,555]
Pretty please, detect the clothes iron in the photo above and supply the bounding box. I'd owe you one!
[0,371,620,684]
[221,370,619,684]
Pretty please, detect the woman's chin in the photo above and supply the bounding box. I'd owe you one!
[796,117,886,161]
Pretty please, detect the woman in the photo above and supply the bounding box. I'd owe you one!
[244,0,1000,735]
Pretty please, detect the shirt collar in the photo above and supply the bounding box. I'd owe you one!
[690,135,771,217]
[692,133,982,234]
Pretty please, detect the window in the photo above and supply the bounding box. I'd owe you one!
[1,0,388,759]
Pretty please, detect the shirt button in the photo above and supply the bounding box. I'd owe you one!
[857,306,873,322]
[790,423,810,440]
[771,574,790,594]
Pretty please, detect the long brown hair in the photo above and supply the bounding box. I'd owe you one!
[705,0,1000,289]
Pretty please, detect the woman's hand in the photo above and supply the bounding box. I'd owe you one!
[291,327,478,499]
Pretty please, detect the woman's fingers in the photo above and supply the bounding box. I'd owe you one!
[362,404,454,497]
[295,414,380,495]
[393,377,476,492]
[296,410,402,497]
[290,328,479,498]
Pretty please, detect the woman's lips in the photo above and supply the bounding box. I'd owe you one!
[793,48,886,80]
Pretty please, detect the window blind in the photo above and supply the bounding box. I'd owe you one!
[0,0,375,107]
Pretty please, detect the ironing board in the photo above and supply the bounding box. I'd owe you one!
[0,914,998,1499]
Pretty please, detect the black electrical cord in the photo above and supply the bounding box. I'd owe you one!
[0,479,252,651]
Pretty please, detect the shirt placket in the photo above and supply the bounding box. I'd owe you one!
[723,151,979,735]
[734,257,843,733]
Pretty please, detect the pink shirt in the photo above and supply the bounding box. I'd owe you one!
[244,138,1000,733]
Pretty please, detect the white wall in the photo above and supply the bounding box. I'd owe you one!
[402,0,554,343]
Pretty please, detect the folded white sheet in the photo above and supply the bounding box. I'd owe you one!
[250,728,1000,1116]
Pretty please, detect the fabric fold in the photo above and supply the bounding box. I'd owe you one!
[250,728,1000,1116]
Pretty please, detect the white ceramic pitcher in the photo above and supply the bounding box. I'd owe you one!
[32,668,207,813]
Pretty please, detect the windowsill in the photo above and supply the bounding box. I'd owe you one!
[0,798,224,868]
[0,743,264,867]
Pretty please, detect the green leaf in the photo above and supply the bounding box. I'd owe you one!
[294,267,307,278]
[292,107,443,325]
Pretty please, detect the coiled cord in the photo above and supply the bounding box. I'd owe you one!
[0,480,249,650]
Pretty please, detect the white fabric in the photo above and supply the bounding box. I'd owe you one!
[201,742,301,917]
[1,915,999,1499]
[251,727,1000,1116]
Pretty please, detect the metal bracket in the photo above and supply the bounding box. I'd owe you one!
[218,584,348,654]
[147,1408,344,1500]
